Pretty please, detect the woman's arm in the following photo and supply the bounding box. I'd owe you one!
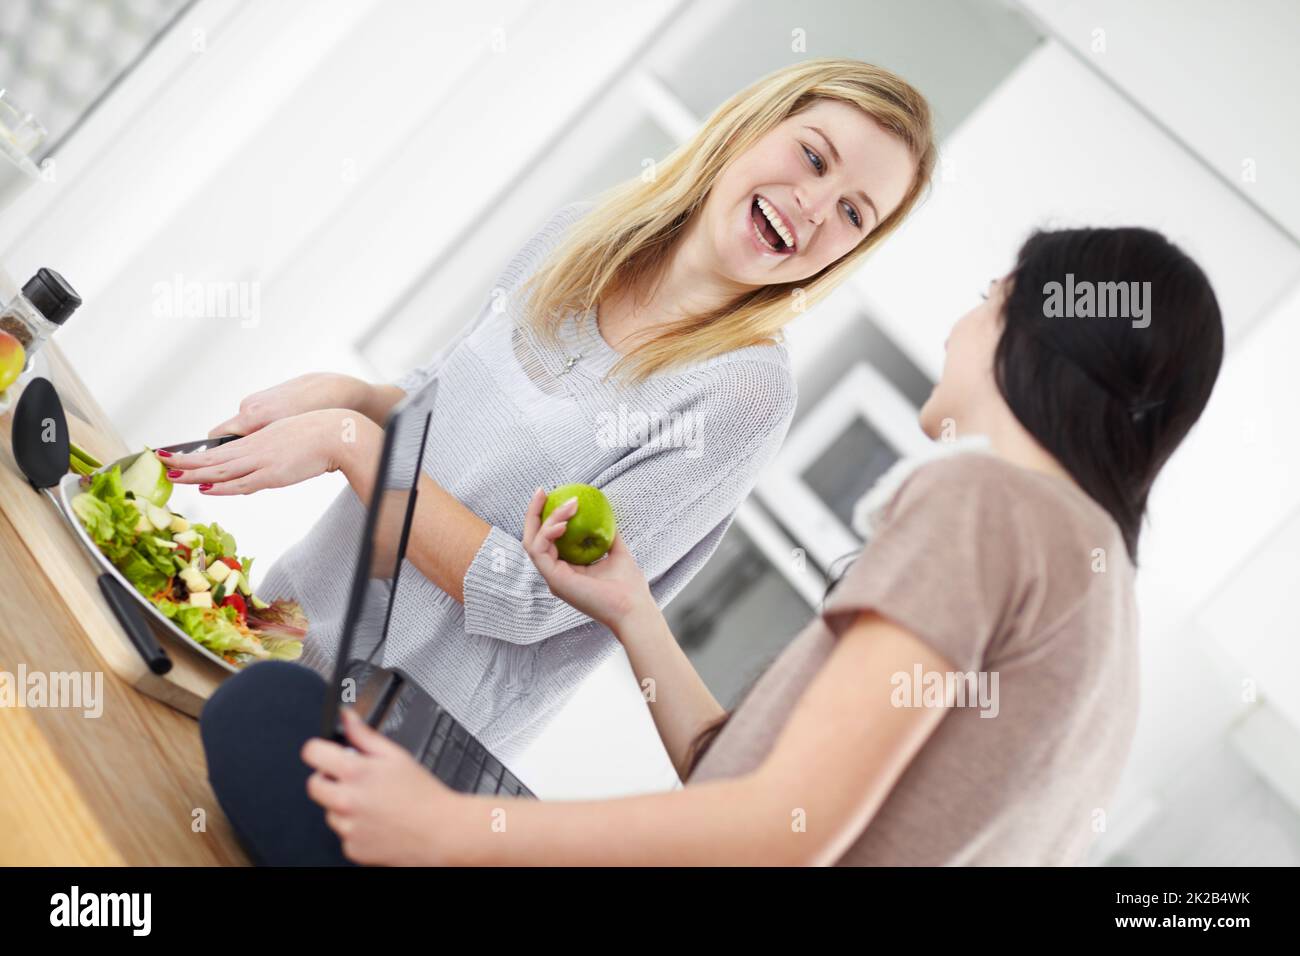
[206,373,407,438]
[357,382,407,425]
[614,604,725,779]
[333,414,488,604]
[522,492,723,777]
[167,409,491,604]
[303,609,955,866]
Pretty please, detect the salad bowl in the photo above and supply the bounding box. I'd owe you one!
[57,440,307,672]
[57,469,240,674]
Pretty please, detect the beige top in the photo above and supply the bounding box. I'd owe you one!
[689,453,1140,866]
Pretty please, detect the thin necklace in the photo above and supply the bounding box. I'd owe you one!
[558,305,598,375]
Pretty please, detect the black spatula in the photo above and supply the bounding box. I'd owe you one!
[12,377,172,675]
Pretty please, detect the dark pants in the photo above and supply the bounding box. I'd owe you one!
[200,660,355,866]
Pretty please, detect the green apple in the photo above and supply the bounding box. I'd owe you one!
[0,330,26,393]
[121,448,173,507]
[145,502,173,531]
[542,483,616,565]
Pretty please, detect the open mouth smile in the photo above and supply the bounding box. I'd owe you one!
[750,194,797,255]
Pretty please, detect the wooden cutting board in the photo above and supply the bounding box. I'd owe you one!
[0,345,228,716]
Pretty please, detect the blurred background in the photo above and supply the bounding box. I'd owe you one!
[1,0,1297,865]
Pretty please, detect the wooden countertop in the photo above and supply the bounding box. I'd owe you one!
[0,344,248,865]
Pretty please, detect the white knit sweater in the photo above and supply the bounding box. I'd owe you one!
[260,201,798,760]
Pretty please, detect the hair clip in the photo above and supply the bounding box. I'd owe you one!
[1129,397,1165,419]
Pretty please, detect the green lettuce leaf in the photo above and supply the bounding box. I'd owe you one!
[191,521,237,559]
[73,466,152,567]
[70,491,114,540]
[154,599,267,659]
[118,551,168,598]
[259,637,304,661]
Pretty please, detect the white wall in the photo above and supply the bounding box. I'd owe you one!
[1019,0,1300,241]
[852,41,1298,379]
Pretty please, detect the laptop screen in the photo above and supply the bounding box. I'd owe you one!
[320,382,436,738]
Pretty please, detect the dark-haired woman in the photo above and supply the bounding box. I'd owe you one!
[300,227,1224,866]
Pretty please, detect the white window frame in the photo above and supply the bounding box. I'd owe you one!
[755,361,931,572]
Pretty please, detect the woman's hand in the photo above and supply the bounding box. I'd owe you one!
[208,372,372,439]
[159,408,379,496]
[522,488,654,633]
[302,708,461,866]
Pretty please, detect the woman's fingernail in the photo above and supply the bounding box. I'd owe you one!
[199,483,213,492]
[167,469,182,479]
[156,449,172,458]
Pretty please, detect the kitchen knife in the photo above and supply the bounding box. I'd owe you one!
[157,434,242,455]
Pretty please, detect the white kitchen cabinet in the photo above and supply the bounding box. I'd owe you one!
[1019,0,1300,242]
[852,39,1300,384]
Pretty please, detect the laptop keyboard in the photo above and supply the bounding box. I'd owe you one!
[346,661,534,798]
[420,706,533,797]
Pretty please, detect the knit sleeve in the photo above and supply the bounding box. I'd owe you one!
[391,200,595,396]
[461,357,798,644]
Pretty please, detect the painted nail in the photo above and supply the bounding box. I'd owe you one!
[199,483,213,492]
[156,449,172,458]
[167,469,183,479]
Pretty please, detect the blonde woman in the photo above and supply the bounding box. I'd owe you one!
[176,59,935,769]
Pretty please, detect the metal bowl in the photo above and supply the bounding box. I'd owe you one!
[56,470,239,674]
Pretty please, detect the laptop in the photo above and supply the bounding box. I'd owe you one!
[320,380,535,798]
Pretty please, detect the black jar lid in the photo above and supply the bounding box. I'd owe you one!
[22,267,81,325]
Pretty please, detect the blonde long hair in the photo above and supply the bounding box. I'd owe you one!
[520,58,936,383]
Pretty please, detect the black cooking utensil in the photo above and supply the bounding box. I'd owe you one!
[98,573,172,675]
[12,376,172,674]
[11,376,69,493]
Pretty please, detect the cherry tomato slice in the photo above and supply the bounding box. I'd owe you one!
[221,593,247,621]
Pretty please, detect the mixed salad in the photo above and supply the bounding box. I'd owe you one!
[69,447,307,667]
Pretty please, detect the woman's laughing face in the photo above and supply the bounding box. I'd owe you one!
[700,98,917,289]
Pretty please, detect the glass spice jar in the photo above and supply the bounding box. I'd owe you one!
[0,267,81,370]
